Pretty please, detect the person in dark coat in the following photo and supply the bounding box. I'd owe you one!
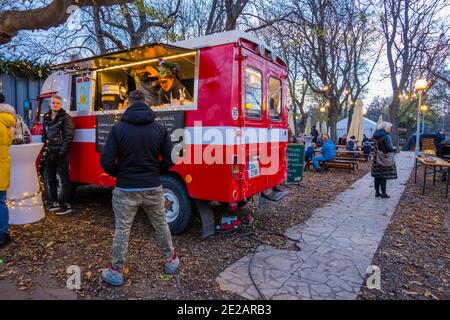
[434,128,446,157]
[311,126,319,143]
[371,121,397,198]
[42,95,75,215]
[100,90,179,287]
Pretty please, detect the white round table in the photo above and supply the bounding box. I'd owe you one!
[8,142,45,225]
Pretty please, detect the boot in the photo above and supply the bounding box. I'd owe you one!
[0,233,11,246]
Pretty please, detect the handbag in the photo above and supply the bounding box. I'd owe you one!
[376,150,395,167]
[12,114,31,144]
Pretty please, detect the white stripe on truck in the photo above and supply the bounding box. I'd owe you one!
[33,127,288,145]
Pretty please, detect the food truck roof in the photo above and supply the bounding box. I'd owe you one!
[52,31,284,72]
[52,43,195,72]
[172,30,267,49]
[173,30,286,66]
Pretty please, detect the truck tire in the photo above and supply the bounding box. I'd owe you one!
[160,175,194,234]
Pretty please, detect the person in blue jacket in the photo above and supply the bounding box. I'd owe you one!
[346,135,356,151]
[313,135,335,171]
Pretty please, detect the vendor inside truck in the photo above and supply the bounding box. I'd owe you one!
[83,44,197,112]
[156,61,192,105]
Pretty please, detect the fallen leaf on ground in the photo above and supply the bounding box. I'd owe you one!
[402,290,418,296]
[158,274,172,281]
[219,282,228,291]
[424,290,439,300]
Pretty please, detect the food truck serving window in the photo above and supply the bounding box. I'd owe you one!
[245,67,262,118]
[268,77,282,120]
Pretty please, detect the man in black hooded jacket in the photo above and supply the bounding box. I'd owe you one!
[100,90,178,287]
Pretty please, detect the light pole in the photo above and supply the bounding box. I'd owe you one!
[420,104,428,134]
[414,78,428,156]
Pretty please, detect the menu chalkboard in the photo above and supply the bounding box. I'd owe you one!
[95,111,185,153]
[154,111,184,136]
[96,114,121,153]
[287,143,305,184]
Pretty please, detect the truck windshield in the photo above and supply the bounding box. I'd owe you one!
[38,97,51,122]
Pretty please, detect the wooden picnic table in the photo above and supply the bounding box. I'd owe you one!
[414,156,450,197]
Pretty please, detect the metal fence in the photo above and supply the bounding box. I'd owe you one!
[0,73,44,127]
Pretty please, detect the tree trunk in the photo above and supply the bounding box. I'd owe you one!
[389,98,400,148]
[346,103,354,134]
[406,116,415,141]
[328,108,339,143]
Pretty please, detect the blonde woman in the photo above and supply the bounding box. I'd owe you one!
[371,121,397,198]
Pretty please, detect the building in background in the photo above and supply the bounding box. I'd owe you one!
[0,60,50,127]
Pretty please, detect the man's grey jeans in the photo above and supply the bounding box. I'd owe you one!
[111,186,174,271]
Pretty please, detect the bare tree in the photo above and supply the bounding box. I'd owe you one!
[379,0,449,145]
[0,0,134,45]
[279,0,379,142]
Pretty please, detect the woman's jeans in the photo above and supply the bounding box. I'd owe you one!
[374,178,387,194]
[0,191,8,236]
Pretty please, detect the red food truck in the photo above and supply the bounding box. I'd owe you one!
[31,31,289,238]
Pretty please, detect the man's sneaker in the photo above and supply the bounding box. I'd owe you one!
[54,204,72,215]
[164,249,180,275]
[0,233,11,247]
[48,202,60,212]
[101,265,124,286]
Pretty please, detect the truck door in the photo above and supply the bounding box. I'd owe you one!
[266,66,288,187]
[241,51,268,197]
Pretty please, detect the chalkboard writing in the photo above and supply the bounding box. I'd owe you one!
[96,114,121,153]
[95,110,185,153]
[287,143,305,184]
[154,111,184,136]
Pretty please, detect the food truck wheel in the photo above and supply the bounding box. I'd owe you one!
[160,175,194,234]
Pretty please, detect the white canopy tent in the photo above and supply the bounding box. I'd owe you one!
[336,116,377,139]
[347,100,364,147]
[304,116,312,136]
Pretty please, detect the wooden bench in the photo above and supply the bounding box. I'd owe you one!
[319,159,357,173]
[335,151,366,164]
[334,156,360,169]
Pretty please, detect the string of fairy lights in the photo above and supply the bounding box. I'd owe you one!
[6,190,43,210]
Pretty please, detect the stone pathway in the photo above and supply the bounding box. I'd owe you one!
[217,152,415,300]
[0,273,77,300]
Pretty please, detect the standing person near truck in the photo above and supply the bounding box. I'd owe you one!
[0,93,16,246]
[42,95,75,215]
[100,90,179,287]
